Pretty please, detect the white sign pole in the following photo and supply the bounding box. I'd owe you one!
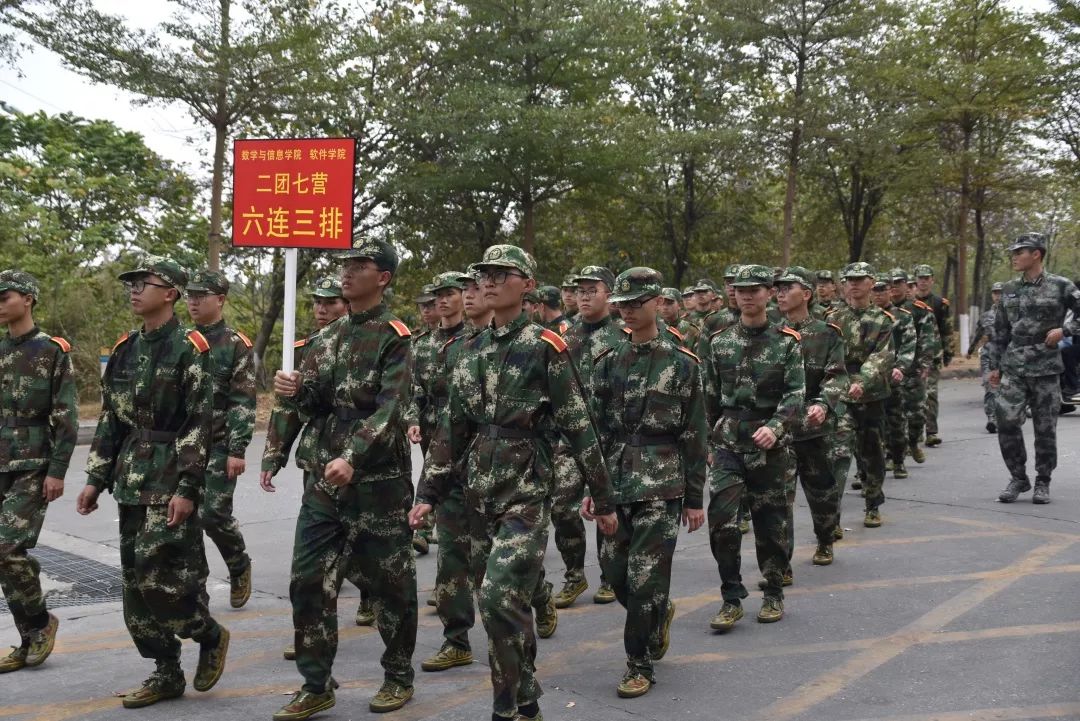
[282,247,298,374]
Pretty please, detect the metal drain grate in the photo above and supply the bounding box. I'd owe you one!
[0,545,122,612]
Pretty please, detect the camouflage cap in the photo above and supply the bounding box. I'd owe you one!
[681,286,696,297]
[573,264,617,289]
[843,261,876,279]
[913,263,934,278]
[723,264,741,280]
[660,287,682,302]
[186,269,230,295]
[476,244,537,279]
[692,278,719,293]
[873,273,890,289]
[0,270,39,297]
[430,271,467,293]
[537,285,562,308]
[524,289,541,303]
[775,266,816,289]
[415,284,436,304]
[731,264,774,288]
[889,267,909,283]
[336,239,399,273]
[991,281,1004,292]
[1008,232,1047,252]
[118,254,189,291]
[561,273,579,289]
[610,267,664,303]
[816,269,835,282]
[310,276,343,298]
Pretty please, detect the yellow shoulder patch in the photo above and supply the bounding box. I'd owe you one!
[666,325,685,341]
[111,332,130,352]
[881,309,896,322]
[899,307,912,315]
[780,326,801,342]
[388,319,411,337]
[234,330,253,348]
[49,336,72,353]
[187,330,210,353]
[914,299,932,311]
[293,338,308,349]
[593,346,615,364]
[540,328,568,353]
[677,346,700,363]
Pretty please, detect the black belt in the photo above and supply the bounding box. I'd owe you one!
[479,424,539,440]
[619,433,678,447]
[134,429,177,443]
[0,417,46,428]
[722,408,773,421]
[334,406,376,422]
[1011,334,1050,347]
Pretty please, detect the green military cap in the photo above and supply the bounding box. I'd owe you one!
[816,269,835,282]
[0,270,39,297]
[873,273,890,289]
[1008,232,1047,252]
[310,276,343,298]
[991,281,1004,292]
[610,267,664,303]
[430,271,467,293]
[913,263,935,278]
[681,286,696,297]
[415,284,436,304]
[186,269,230,295]
[573,264,616,289]
[843,261,876,279]
[775,266,816,289]
[723,264,741,280]
[336,239,399,273]
[692,278,719,292]
[731,264,774,288]
[537,285,562,308]
[524,289,540,303]
[118,254,189,291]
[889,267,909,283]
[476,244,538,279]
[660,287,682,302]
[561,274,579,289]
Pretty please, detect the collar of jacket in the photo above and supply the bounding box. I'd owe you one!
[141,315,179,342]
[349,302,386,324]
[491,310,531,339]
[6,324,40,345]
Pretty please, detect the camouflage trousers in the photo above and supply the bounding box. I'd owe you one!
[902,373,928,446]
[118,504,222,666]
[850,401,886,510]
[884,383,908,464]
[599,498,681,681]
[0,469,50,643]
[829,403,855,516]
[707,446,792,602]
[550,445,590,586]
[980,349,997,422]
[925,362,942,436]
[198,448,249,577]
[290,473,417,693]
[995,373,1060,482]
[469,497,551,717]
[789,436,841,550]
[434,484,474,652]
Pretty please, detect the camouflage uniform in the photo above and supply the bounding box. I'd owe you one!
[284,242,417,697]
[892,268,940,451]
[0,271,78,651]
[703,266,804,606]
[85,258,224,678]
[877,278,917,468]
[417,245,615,720]
[826,263,895,517]
[914,264,953,441]
[186,271,256,580]
[967,285,1001,425]
[591,268,707,683]
[987,234,1080,499]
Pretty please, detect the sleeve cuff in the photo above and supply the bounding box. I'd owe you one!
[46,461,69,481]
[175,483,199,501]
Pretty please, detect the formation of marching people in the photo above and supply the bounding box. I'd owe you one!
[1,231,1078,721]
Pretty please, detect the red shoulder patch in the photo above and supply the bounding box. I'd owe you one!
[827,323,844,337]
[293,338,308,349]
[235,330,253,348]
[677,346,700,363]
[667,325,685,341]
[941,297,950,306]
[881,309,896,322]
[593,346,615,364]
[441,335,462,353]
[914,300,932,311]
[112,332,130,352]
[50,336,72,353]
[540,328,568,353]
[622,326,632,335]
[388,319,411,337]
[780,327,802,342]
[187,330,210,353]
[558,321,569,336]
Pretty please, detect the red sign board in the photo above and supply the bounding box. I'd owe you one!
[231,138,356,249]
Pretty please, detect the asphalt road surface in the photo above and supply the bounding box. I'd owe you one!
[4,377,1080,721]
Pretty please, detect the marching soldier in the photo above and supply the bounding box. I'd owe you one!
[78,256,229,708]
[560,275,580,323]
[694,266,741,360]
[658,287,699,350]
[889,269,939,464]
[588,268,707,698]
[681,287,697,317]
[690,279,718,324]
[410,244,618,721]
[0,270,77,674]
[415,285,438,333]
[184,270,256,607]
[814,270,840,318]
[537,286,570,335]
[871,275,916,479]
[913,264,953,446]
[967,282,1003,433]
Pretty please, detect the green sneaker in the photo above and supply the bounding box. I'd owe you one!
[593,582,616,604]
[426,594,437,607]
[757,597,784,623]
[812,544,834,566]
[230,564,252,609]
[616,670,653,698]
[864,509,882,528]
[121,670,186,709]
[515,706,544,721]
[24,613,58,667]
[738,518,750,534]
[0,646,27,674]
[420,643,473,672]
[193,627,229,692]
[833,525,844,540]
[925,434,942,447]
[535,597,558,639]
[885,458,894,472]
[758,571,793,589]
[894,463,909,479]
[369,682,414,713]
[851,475,863,490]
[356,600,376,627]
[651,601,675,661]
[412,533,429,555]
[709,602,743,631]
[283,644,296,661]
[553,579,588,609]
[273,689,336,720]
[910,444,926,463]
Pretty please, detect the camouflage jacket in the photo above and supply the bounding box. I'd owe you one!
[988,272,1080,377]
[0,326,78,478]
[783,316,847,441]
[826,303,895,403]
[406,321,464,434]
[564,314,626,400]
[695,307,739,359]
[434,320,491,488]
[918,292,954,363]
[967,305,997,355]
[903,299,941,369]
[199,319,256,457]
[883,306,917,377]
[675,318,700,350]
[543,315,570,336]
[591,335,707,508]
[703,321,805,454]
[86,317,212,504]
[260,332,316,475]
[287,303,412,484]
[417,312,615,515]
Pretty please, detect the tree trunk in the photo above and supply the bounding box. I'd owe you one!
[972,203,987,309]
[781,125,801,266]
[207,0,232,271]
[521,189,535,255]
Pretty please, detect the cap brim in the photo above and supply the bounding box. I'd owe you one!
[610,291,654,303]
[775,275,812,287]
[731,281,770,288]
[475,261,532,278]
[185,284,213,294]
[118,268,151,282]
[311,290,342,298]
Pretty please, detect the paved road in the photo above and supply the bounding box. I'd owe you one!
[4,378,1080,721]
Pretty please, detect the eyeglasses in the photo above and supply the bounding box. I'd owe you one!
[616,296,656,310]
[575,287,602,298]
[185,292,213,301]
[477,270,525,285]
[124,280,173,294]
[341,261,378,276]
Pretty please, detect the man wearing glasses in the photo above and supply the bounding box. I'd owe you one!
[78,256,229,708]
[185,270,256,609]
[989,233,1080,504]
